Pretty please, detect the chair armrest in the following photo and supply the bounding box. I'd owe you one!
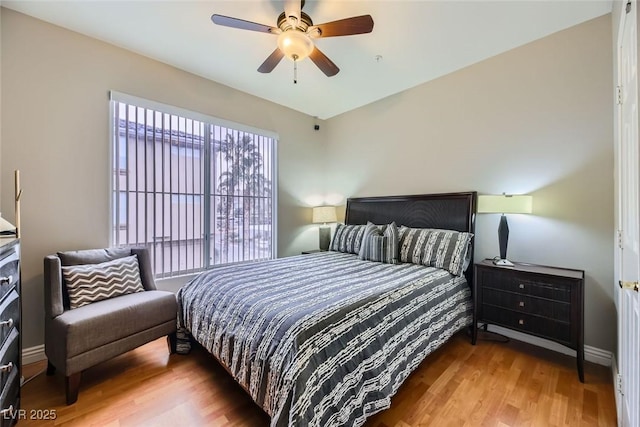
[131,248,157,291]
[44,255,64,318]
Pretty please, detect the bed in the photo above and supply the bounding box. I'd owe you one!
[177,191,477,427]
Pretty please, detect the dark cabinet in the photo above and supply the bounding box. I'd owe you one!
[0,239,19,426]
[473,259,584,382]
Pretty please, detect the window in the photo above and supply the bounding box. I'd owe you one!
[110,92,277,277]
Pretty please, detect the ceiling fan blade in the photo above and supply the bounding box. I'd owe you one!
[309,47,339,77]
[258,49,285,73]
[283,0,302,27]
[310,15,374,38]
[211,14,279,34]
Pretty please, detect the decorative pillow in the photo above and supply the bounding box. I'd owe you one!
[398,227,473,276]
[358,222,399,264]
[61,255,145,309]
[329,224,368,254]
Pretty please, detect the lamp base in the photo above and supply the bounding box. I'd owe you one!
[493,258,514,267]
[498,214,510,260]
[319,226,331,251]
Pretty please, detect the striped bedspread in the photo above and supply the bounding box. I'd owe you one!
[177,251,472,427]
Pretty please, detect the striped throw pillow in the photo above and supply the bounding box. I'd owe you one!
[358,222,399,264]
[398,227,472,276]
[329,224,368,254]
[62,255,145,309]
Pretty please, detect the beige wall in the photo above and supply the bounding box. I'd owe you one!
[325,15,615,352]
[0,8,326,348]
[1,8,616,353]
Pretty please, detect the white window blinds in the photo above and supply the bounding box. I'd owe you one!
[110,92,277,277]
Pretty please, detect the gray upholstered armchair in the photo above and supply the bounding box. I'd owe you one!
[44,247,177,404]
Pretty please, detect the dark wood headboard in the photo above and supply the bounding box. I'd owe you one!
[344,191,477,283]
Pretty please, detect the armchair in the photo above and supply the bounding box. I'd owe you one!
[44,247,177,404]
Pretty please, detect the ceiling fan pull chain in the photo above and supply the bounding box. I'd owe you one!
[293,54,298,84]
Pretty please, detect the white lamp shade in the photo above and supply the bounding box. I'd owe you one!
[278,30,314,61]
[312,206,337,224]
[0,214,16,233]
[477,194,533,214]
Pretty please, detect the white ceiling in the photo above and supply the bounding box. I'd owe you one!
[2,0,612,119]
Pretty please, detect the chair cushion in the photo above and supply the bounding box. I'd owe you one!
[57,247,132,266]
[61,255,145,309]
[51,290,177,358]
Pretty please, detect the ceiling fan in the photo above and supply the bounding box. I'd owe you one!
[211,0,374,78]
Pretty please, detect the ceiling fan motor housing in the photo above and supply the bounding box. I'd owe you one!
[276,10,315,62]
[277,11,314,32]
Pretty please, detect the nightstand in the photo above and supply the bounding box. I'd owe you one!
[301,249,325,254]
[473,259,585,382]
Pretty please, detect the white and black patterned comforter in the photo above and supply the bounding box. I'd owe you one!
[177,251,472,427]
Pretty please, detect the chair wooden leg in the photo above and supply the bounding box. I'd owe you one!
[46,361,56,376]
[65,372,82,405]
[167,332,177,354]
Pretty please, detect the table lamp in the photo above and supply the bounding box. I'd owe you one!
[0,214,16,236]
[312,206,337,251]
[478,193,533,266]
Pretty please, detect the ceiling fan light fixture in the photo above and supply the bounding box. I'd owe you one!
[277,30,314,61]
[212,6,374,77]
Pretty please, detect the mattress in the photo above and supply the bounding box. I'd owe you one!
[177,251,473,427]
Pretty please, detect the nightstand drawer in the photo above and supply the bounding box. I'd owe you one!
[482,288,571,321]
[482,270,571,302]
[0,251,18,304]
[0,329,18,391]
[0,366,18,427]
[0,292,18,350]
[482,305,572,343]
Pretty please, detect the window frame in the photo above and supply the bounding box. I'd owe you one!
[108,91,279,277]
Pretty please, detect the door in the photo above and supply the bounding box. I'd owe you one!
[617,1,640,426]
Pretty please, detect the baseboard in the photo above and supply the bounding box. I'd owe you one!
[20,327,614,368]
[22,344,46,365]
[585,344,614,367]
[486,325,612,366]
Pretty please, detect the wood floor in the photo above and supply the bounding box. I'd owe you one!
[19,331,616,426]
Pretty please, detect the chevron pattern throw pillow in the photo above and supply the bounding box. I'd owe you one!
[62,254,145,309]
